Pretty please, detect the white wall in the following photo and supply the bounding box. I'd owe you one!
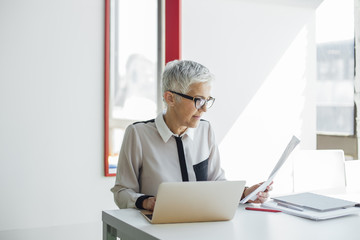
[182,0,320,192]
[0,0,320,239]
[0,0,117,239]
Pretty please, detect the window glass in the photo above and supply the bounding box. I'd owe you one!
[107,0,158,175]
[316,0,354,135]
[111,0,158,121]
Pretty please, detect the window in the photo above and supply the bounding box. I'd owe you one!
[104,0,181,176]
[316,0,357,159]
[316,40,354,134]
[316,0,354,135]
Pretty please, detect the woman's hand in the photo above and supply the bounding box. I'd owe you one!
[243,182,273,204]
[143,197,156,211]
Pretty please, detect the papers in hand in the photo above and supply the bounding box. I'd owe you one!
[240,136,300,204]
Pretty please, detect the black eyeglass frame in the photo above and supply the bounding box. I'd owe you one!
[169,90,215,109]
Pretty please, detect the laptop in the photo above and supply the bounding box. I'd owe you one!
[140,180,246,224]
[263,193,360,220]
[272,192,358,212]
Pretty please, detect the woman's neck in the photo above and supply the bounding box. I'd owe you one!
[163,112,187,136]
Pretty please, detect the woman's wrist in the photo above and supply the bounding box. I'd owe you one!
[135,195,153,209]
[241,187,249,200]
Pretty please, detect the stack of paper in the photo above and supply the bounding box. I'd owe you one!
[262,192,360,220]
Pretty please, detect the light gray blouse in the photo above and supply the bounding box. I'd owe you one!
[111,114,226,209]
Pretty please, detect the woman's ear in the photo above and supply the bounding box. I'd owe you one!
[164,91,176,107]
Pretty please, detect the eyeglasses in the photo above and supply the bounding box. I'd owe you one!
[169,90,215,109]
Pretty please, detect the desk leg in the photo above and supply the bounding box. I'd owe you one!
[103,222,117,240]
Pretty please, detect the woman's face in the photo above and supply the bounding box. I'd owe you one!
[173,82,212,129]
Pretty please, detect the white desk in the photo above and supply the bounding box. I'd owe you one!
[103,189,360,240]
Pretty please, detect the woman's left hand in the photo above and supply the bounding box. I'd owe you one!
[243,181,273,204]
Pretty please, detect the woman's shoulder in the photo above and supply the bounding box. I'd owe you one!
[199,119,211,127]
[132,119,155,126]
[196,119,214,134]
[125,118,156,135]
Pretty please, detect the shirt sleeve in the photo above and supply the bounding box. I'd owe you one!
[207,123,227,181]
[110,125,144,209]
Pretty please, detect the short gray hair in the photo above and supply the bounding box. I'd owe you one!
[161,60,214,100]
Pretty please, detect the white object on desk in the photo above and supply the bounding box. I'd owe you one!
[345,160,360,189]
[263,192,360,220]
[272,192,357,211]
[293,149,346,192]
[263,200,360,220]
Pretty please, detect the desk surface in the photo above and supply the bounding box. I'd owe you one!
[103,189,360,240]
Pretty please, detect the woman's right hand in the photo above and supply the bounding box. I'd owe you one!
[143,197,156,211]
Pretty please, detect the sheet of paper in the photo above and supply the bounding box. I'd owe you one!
[262,200,360,220]
[240,136,300,203]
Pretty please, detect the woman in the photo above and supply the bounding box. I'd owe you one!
[111,60,271,210]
